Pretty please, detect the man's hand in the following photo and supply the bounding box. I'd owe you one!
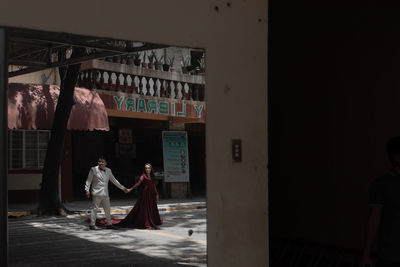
[85,191,90,198]
[123,188,129,194]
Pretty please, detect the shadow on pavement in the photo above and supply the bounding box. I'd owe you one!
[9,215,206,267]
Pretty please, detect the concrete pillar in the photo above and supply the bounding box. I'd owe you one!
[168,120,190,198]
[169,182,189,198]
[0,27,8,267]
[0,1,269,265]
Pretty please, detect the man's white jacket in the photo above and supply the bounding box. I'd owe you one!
[85,166,126,197]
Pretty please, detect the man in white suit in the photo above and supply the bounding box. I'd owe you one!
[85,156,128,230]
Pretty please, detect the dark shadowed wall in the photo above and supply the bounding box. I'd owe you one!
[269,6,400,250]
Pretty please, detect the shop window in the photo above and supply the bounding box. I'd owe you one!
[8,130,50,169]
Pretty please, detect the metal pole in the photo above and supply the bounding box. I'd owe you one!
[0,27,9,267]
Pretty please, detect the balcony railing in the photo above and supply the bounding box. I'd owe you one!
[79,59,205,101]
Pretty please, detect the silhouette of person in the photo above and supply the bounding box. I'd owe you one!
[361,136,400,267]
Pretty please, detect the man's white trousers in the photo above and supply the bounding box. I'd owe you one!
[90,195,111,226]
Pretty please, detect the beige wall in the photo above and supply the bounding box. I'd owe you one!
[0,1,269,266]
[9,67,60,85]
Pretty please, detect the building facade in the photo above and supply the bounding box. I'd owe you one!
[8,47,206,203]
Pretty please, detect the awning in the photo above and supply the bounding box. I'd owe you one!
[8,83,109,131]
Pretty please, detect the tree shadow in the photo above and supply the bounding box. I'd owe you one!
[159,209,206,232]
[9,215,206,266]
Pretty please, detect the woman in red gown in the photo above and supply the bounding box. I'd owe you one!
[116,163,162,229]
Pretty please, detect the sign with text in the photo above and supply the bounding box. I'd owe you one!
[119,128,132,144]
[97,90,205,122]
[162,131,190,182]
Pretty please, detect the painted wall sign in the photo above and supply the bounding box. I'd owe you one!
[97,90,205,122]
[162,131,190,182]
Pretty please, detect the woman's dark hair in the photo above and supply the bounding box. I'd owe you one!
[144,163,155,178]
[387,136,400,166]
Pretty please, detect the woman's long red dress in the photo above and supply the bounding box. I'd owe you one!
[115,175,162,229]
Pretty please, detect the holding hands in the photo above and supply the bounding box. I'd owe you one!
[123,187,134,194]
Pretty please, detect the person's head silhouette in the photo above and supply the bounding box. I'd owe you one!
[387,136,400,168]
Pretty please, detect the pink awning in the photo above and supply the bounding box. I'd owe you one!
[8,83,109,131]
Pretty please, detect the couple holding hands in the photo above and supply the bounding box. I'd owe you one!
[85,156,162,230]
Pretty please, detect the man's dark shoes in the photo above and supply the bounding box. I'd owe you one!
[89,225,100,230]
[106,224,119,230]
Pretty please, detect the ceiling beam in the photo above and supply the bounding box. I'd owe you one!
[9,42,169,77]
[9,59,49,67]
[9,43,68,60]
[8,27,168,54]
[7,27,170,77]
[9,50,119,77]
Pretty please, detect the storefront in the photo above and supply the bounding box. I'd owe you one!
[76,88,206,199]
[7,83,206,202]
[7,83,109,202]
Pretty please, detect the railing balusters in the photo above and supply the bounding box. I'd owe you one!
[126,75,132,94]
[94,70,98,89]
[128,74,132,93]
[99,70,105,90]
[153,79,157,97]
[175,82,180,99]
[152,78,156,96]
[146,77,151,96]
[80,60,205,102]
[131,75,137,94]
[108,72,113,91]
[167,80,171,98]
[92,70,97,89]
[182,83,187,100]
[183,83,189,100]
[87,70,92,89]
[115,73,120,91]
[89,70,95,89]
[139,76,144,95]
[173,81,178,99]
[123,73,128,92]
[179,82,184,100]
[153,79,156,96]
[155,79,160,97]
[159,79,165,97]
[189,83,194,100]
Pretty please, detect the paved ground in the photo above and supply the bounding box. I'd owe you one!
[8,197,207,217]
[8,198,207,267]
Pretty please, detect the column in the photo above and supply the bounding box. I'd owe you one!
[168,120,190,198]
[0,27,8,267]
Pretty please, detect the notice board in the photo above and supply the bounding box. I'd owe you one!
[162,131,190,182]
